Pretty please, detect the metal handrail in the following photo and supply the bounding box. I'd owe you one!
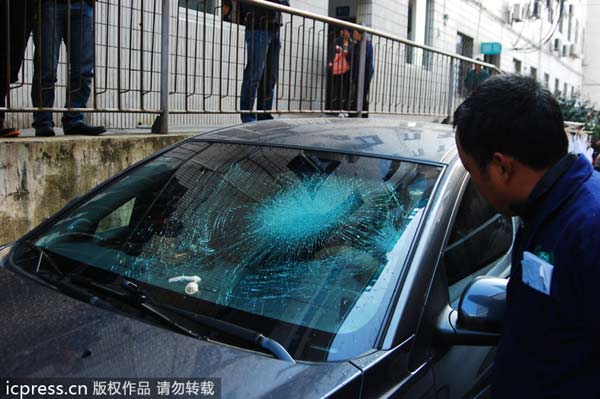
[0,0,499,134]
[237,0,501,73]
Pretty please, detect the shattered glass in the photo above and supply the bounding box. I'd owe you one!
[35,142,441,338]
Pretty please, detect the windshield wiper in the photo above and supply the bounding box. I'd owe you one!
[70,276,201,340]
[156,301,296,363]
[21,241,115,311]
[20,242,202,341]
[84,278,295,363]
[23,240,64,277]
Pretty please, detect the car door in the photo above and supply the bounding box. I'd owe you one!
[429,177,514,399]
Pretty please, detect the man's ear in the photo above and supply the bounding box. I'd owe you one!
[491,152,514,182]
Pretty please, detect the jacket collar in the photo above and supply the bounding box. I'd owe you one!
[514,153,577,223]
[517,154,593,248]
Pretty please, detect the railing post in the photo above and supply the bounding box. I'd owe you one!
[356,34,367,117]
[157,0,170,134]
[446,58,455,121]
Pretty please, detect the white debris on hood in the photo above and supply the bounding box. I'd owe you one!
[168,275,201,295]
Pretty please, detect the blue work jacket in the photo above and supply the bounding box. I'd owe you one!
[493,154,600,398]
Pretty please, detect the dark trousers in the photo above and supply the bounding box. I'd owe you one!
[0,0,36,122]
[350,78,371,118]
[31,0,94,129]
[327,72,351,111]
[240,29,281,123]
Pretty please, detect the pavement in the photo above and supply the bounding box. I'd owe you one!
[3,113,445,140]
[10,125,224,138]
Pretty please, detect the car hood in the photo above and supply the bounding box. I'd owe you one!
[0,266,360,398]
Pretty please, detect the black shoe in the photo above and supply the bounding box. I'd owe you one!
[256,113,274,121]
[35,127,56,137]
[64,123,106,136]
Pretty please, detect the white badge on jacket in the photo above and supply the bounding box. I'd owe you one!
[521,251,554,295]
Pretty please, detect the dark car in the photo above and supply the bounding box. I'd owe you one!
[0,119,514,398]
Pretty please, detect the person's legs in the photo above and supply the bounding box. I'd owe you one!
[0,0,36,136]
[0,58,8,133]
[361,78,371,118]
[0,2,8,130]
[330,74,341,111]
[348,76,358,117]
[256,30,280,121]
[0,95,18,137]
[32,1,65,131]
[341,71,351,111]
[62,0,94,130]
[240,29,268,123]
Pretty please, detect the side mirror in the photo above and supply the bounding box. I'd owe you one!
[457,276,506,333]
[435,277,507,346]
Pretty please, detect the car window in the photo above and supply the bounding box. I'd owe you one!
[96,198,136,234]
[27,141,443,362]
[444,180,513,301]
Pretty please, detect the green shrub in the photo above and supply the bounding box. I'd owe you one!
[557,96,600,142]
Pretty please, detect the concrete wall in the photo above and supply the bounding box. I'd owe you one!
[0,133,195,244]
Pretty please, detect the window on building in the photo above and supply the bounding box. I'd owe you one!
[571,85,575,98]
[444,181,513,301]
[178,0,216,14]
[423,0,434,69]
[484,54,500,68]
[532,1,542,18]
[407,0,415,63]
[406,0,434,67]
[456,32,474,95]
[544,73,550,88]
[558,3,564,33]
[555,78,560,95]
[553,38,561,51]
[563,82,568,97]
[567,5,573,41]
[513,58,522,74]
[530,67,537,81]
[575,20,579,44]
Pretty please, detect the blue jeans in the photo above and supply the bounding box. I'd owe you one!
[31,1,94,129]
[240,29,280,123]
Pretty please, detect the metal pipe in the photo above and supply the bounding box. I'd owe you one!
[356,33,367,117]
[159,0,170,134]
[236,0,500,73]
[446,58,455,120]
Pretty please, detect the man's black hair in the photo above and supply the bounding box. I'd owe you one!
[453,74,567,170]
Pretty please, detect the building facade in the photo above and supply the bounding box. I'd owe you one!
[582,0,600,106]
[330,0,586,97]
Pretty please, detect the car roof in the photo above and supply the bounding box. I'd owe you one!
[194,118,457,165]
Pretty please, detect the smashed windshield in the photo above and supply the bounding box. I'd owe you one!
[31,141,441,361]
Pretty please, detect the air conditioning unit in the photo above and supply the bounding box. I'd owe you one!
[553,38,561,51]
[512,4,524,22]
[570,44,578,57]
[532,1,542,19]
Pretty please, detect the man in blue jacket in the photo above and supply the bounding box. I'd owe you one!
[453,74,600,398]
[350,29,374,118]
